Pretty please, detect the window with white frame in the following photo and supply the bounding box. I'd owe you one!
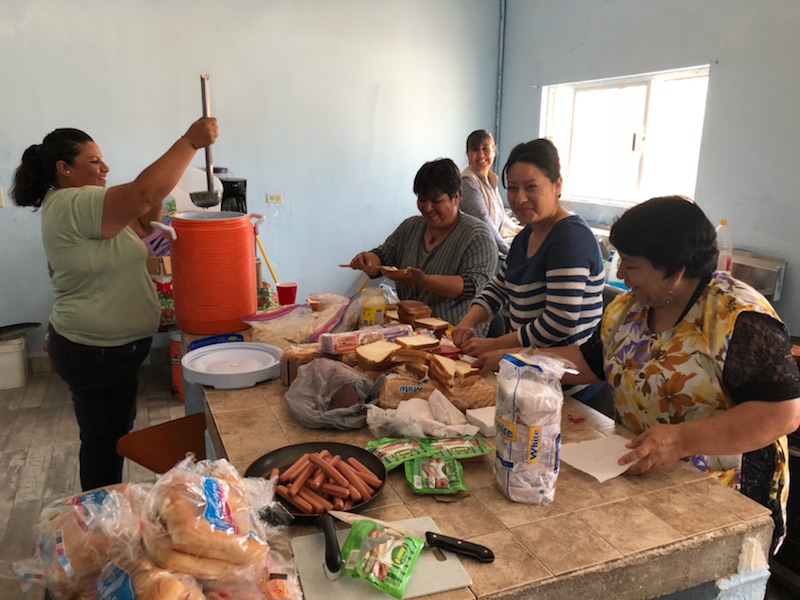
[540,66,709,207]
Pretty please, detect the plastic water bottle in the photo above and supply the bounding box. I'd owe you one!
[716,219,733,272]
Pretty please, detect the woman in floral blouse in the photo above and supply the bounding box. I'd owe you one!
[476,196,800,551]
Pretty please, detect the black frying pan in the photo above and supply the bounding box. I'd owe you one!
[245,441,387,572]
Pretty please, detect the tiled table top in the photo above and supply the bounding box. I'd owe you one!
[204,380,773,600]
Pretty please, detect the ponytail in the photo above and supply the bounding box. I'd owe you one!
[11,128,93,209]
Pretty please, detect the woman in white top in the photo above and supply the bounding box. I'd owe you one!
[460,130,519,256]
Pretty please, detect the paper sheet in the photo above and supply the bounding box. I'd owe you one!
[560,434,635,483]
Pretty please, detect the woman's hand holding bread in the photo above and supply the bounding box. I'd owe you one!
[350,251,382,277]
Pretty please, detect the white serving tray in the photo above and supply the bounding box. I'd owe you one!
[181,342,281,389]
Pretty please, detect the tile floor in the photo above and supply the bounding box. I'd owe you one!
[0,358,183,600]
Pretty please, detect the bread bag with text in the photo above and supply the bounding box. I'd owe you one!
[141,457,269,582]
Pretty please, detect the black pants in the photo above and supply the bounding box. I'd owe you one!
[48,326,152,491]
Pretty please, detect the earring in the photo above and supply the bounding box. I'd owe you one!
[66,170,71,174]
[663,288,674,307]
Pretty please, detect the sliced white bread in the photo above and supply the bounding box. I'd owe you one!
[398,300,432,324]
[355,340,402,371]
[454,360,479,382]
[429,354,457,388]
[379,265,410,277]
[389,347,435,365]
[394,334,440,351]
[403,362,429,379]
[413,317,450,331]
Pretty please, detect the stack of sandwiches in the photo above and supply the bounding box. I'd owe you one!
[397,300,432,324]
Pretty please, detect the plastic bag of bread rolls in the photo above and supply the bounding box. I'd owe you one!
[93,556,204,600]
[141,457,270,582]
[26,483,144,600]
[204,548,303,600]
[493,352,577,504]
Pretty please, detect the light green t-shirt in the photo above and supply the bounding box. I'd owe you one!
[41,186,161,346]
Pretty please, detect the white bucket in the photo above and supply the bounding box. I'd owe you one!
[0,337,27,390]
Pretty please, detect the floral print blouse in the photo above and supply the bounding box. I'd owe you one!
[600,273,791,546]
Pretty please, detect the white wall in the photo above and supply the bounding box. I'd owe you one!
[0,0,501,356]
[500,0,800,333]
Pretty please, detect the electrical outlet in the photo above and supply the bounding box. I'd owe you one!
[267,193,283,204]
[0,188,4,208]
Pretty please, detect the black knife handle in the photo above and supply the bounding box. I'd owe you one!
[425,531,495,563]
[316,513,343,573]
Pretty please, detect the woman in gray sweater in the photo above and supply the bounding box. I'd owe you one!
[349,158,498,326]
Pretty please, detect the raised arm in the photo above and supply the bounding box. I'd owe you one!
[100,117,218,239]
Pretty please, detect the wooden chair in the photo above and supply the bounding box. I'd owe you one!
[116,412,207,474]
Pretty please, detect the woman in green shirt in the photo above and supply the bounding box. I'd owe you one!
[11,117,218,490]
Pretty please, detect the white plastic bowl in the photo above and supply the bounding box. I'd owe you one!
[181,342,281,389]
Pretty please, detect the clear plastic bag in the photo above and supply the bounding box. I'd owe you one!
[244,305,314,348]
[494,352,577,504]
[307,292,361,340]
[204,549,303,600]
[245,294,360,348]
[379,282,400,305]
[366,404,427,439]
[94,557,205,600]
[15,484,144,600]
[340,519,423,599]
[284,358,384,429]
[140,457,271,582]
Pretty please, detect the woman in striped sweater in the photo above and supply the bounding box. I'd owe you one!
[452,139,604,399]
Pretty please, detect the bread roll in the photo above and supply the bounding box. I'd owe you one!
[37,484,142,600]
[153,469,267,566]
[134,572,205,600]
[96,557,205,600]
[142,523,251,581]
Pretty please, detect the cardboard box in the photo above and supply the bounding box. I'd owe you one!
[146,256,172,277]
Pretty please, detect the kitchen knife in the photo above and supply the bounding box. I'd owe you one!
[328,510,494,563]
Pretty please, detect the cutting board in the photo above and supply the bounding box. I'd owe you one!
[290,516,472,600]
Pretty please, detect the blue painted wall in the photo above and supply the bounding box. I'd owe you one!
[499,0,800,333]
[6,0,799,358]
[0,0,502,356]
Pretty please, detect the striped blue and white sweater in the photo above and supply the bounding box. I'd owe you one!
[472,215,604,349]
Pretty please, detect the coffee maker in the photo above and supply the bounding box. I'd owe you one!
[214,167,247,213]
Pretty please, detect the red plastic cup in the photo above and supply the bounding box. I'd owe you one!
[276,281,298,305]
